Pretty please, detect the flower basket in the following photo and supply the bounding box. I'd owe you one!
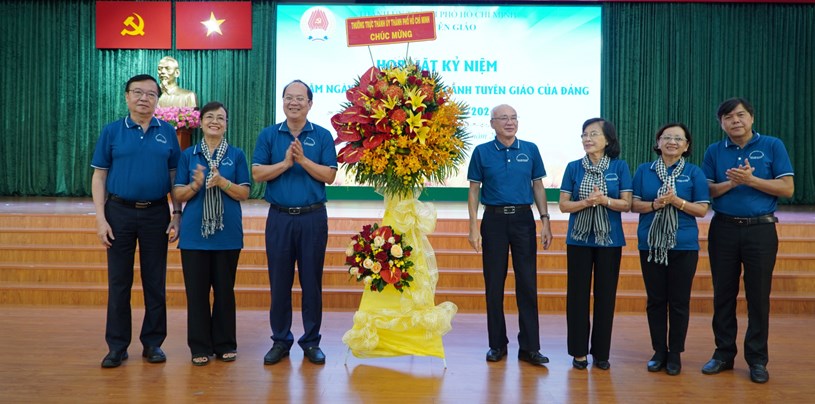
[332,60,470,197]
[154,106,200,129]
[345,223,414,293]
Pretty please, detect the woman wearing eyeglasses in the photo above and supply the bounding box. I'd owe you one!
[631,123,709,375]
[174,101,251,366]
[559,118,632,370]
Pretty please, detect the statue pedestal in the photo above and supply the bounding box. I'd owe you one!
[176,128,192,150]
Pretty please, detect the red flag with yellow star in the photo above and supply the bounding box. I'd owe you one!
[175,2,252,49]
[95,1,171,49]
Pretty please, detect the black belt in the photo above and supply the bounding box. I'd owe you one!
[108,194,166,209]
[714,213,778,226]
[270,203,325,215]
[484,205,531,215]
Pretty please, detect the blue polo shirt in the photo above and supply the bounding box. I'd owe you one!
[702,132,794,217]
[467,137,546,205]
[632,160,710,251]
[91,115,180,201]
[174,144,251,250]
[252,120,338,206]
[561,158,632,247]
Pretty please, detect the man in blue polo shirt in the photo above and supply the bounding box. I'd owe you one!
[701,97,794,384]
[91,74,182,368]
[252,80,338,366]
[467,104,553,366]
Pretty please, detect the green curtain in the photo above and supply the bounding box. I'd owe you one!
[602,2,814,204]
[0,0,278,199]
[0,1,813,203]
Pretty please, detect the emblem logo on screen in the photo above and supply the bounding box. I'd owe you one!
[300,7,336,42]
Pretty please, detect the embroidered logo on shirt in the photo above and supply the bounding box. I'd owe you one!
[156,134,167,144]
[516,153,529,162]
[302,137,316,147]
[221,157,234,166]
[605,173,619,182]
[749,150,765,160]
[676,174,691,183]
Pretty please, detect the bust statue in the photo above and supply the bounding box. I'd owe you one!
[157,56,198,108]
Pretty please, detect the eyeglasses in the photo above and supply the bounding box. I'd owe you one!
[202,114,227,123]
[659,135,687,143]
[492,116,518,122]
[580,131,603,140]
[128,89,159,100]
[283,96,308,103]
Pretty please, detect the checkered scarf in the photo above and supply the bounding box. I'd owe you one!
[200,137,228,238]
[647,157,685,265]
[571,154,611,246]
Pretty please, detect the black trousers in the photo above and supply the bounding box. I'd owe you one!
[180,249,240,356]
[639,250,698,354]
[708,217,777,366]
[265,206,328,350]
[104,200,169,352]
[480,210,540,352]
[566,245,621,360]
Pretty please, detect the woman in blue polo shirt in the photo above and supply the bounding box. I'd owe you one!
[559,118,632,370]
[631,123,709,375]
[174,101,251,366]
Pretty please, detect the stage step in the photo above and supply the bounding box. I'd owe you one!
[1,210,815,314]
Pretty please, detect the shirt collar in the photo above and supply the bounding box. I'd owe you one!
[278,120,314,135]
[492,136,520,150]
[124,115,161,130]
[724,130,760,148]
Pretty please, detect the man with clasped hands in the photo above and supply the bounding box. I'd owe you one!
[700,97,794,384]
[252,80,338,366]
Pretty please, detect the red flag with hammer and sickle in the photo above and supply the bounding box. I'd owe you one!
[95,1,171,49]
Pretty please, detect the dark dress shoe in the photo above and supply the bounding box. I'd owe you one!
[749,364,769,383]
[572,357,589,370]
[101,350,128,368]
[701,358,734,375]
[486,347,507,362]
[304,346,326,365]
[666,362,681,375]
[263,344,290,365]
[665,352,681,375]
[518,350,549,366]
[594,360,611,370]
[142,346,166,363]
[647,352,666,372]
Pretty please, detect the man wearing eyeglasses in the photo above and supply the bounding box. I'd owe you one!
[701,97,794,384]
[91,74,182,368]
[467,104,553,366]
[252,80,338,366]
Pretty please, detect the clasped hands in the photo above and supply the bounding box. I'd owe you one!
[653,188,677,210]
[191,164,228,190]
[584,186,610,208]
[725,158,756,187]
[284,138,307,166]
